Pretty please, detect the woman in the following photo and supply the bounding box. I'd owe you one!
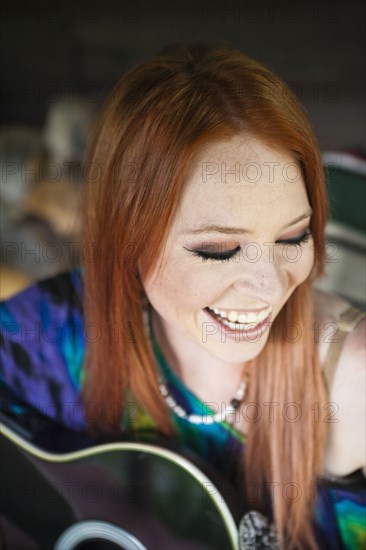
[1,43,365,549]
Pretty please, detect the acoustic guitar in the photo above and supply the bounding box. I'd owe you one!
[0,391,243,550]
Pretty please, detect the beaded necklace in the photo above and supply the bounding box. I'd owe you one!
[157,374,247,425]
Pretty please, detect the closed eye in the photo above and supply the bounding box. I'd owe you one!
[277,230,311,246]
[184,230,311,262]
[185,245,241,262]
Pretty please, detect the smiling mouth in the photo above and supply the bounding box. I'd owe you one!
[204,306,272,331]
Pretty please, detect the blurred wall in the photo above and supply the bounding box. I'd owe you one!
[1,0,365,150]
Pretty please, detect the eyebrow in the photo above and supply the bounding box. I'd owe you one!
[184,208,313,236]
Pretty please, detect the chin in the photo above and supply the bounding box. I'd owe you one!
[202,334,269,365]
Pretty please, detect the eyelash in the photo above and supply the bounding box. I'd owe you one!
[189,230,312,262]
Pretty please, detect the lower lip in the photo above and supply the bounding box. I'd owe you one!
[203,308,272,340]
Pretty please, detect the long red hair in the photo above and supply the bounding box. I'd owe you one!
[81,42,329,549]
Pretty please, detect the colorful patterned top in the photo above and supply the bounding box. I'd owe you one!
[0,267,365,549]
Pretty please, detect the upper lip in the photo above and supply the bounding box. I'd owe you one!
[207,305,272,314]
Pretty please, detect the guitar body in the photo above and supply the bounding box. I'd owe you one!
[0,403,240,549]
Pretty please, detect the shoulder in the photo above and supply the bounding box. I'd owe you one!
[313,288,366,477]
[0,267,86,428]
[0,267,84,356]
[312,287,365,370]
[1,266,83,315]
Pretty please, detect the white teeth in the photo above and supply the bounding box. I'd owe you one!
[223,319,239,330]
[257,309,268,323]
[228,311,238,322]
[208,305,273,328]
[246,312,257,323]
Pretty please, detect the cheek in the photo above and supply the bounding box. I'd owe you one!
[145,261,221,314]
[286,244,314,285]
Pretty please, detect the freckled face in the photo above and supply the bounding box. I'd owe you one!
[142,135,315,366]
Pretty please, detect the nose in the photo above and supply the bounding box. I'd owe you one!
[232,243,286,304]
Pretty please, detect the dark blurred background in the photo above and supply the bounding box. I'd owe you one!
[1,0,365,306]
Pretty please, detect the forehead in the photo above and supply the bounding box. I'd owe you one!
[174,135,309,233]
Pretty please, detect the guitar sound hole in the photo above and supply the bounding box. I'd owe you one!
[76,540,127,550]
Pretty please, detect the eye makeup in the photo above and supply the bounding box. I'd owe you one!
[183,229,312,262]
[188,244,241,262]
[277,229,311,246]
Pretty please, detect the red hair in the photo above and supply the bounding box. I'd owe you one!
[81,42,329,549]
